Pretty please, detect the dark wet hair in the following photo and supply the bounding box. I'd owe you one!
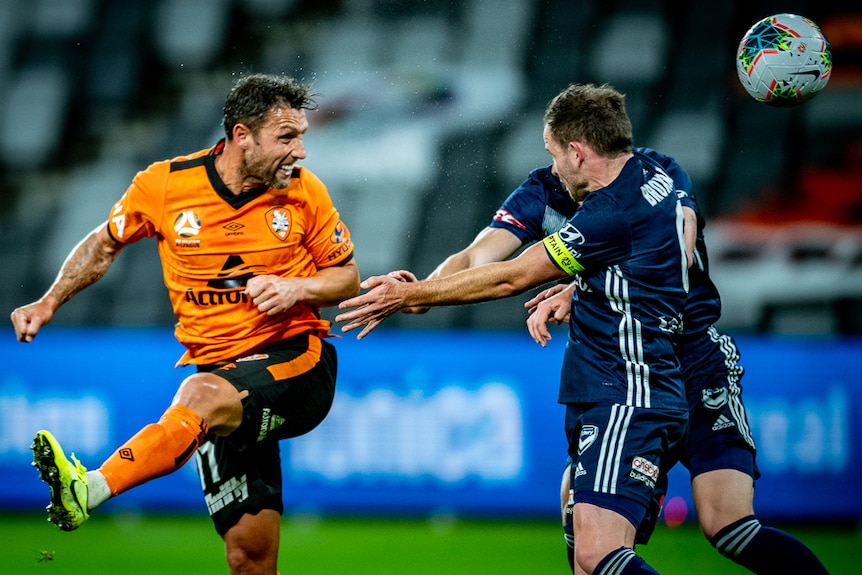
[543,83,633,157]
[222,73,319,139]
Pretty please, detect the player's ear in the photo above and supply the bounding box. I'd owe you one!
[232,123,252,148]
[569,141,585,164]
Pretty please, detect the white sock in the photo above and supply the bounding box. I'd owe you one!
[85,470,112,511]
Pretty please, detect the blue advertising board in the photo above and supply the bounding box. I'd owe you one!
[1,327,860,523]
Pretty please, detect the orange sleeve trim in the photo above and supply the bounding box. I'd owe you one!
[266,336,322,380]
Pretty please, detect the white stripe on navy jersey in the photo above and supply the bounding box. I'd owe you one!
[606,267,651,408]
[709,326,755,449]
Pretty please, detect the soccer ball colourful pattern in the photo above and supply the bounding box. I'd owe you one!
[736,13,832,107]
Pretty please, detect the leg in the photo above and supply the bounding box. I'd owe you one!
[30,372,242,531]
[223,509,281,575]
[691,455,828,574]
[96,372,246,498]
[561,462,590,575]
[691,468,753,540]
[573,502,638,574]
[696,469,829,574]
[565,403,684,574]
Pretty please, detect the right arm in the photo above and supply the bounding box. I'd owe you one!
[10,222,124,342]
[398,227,523,313]
[337,241,566,339]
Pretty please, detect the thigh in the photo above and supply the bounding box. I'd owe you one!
[684,369,759,479]
[195,434,283,535]
[565,403,686,531]
[680,329,758,478]
[209,334,338,444]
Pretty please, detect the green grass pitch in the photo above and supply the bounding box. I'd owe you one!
[1,512,857,574]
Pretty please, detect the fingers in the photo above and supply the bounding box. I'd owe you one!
[10,309,41,343]
[387,270,417,283]
[335,308,382,339]
[526,314,551,347]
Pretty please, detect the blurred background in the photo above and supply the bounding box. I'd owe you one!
[1,0,861,553]
[0,0,860,332]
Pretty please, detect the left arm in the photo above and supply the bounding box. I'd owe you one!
[246,259,360,315]
[682,205,696,269]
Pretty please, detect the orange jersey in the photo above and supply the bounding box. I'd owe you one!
[106,141,354,365]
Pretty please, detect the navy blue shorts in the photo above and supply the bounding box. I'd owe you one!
[565,403,687,534]
[678,327,759,480]
[194,334,337,534]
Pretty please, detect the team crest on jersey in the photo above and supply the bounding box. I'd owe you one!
[578,425,598,454]
[659,315,683,334]
[266,207,291,241]
[701,387,728,410]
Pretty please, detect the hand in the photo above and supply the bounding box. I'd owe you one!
[246,275,300,315]
[524,283,570,315]
[387,270,431,315]
[526,288,572,347]
[335,275,408,340]
[10,298,57,343]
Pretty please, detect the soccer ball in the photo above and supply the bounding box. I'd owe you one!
[736,13,832,107]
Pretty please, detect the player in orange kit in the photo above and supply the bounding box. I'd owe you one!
[10,73,359,575]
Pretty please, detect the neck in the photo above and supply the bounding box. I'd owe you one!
[213,145,261,195]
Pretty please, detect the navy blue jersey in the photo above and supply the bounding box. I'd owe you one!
[490,166,575,242]
[543,152,688,410]
[490,149,722,340]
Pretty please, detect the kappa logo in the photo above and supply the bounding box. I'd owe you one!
[578,425,598,455]
[701,387,729,410]
[266,207,291,241]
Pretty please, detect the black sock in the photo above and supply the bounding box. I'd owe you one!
[710,515,829,574]
[564,509,575,572]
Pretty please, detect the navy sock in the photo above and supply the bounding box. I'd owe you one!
[564,508,575,572]
[710,515,829,574]
[594,547,660,575]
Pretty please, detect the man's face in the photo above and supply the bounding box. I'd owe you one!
[242,103,309,189]
[543,124,588,203]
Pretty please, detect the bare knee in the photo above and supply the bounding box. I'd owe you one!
[224,510,280,575]
[573,503,636,573]
[173,373,247,435]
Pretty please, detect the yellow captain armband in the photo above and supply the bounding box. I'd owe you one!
[543,232,585,276]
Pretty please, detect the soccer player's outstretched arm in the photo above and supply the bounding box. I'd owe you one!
[10,222,124,342]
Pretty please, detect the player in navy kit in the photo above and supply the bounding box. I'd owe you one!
[337,83,688,575]
[403,142,827,574]
[528,199,829,575]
